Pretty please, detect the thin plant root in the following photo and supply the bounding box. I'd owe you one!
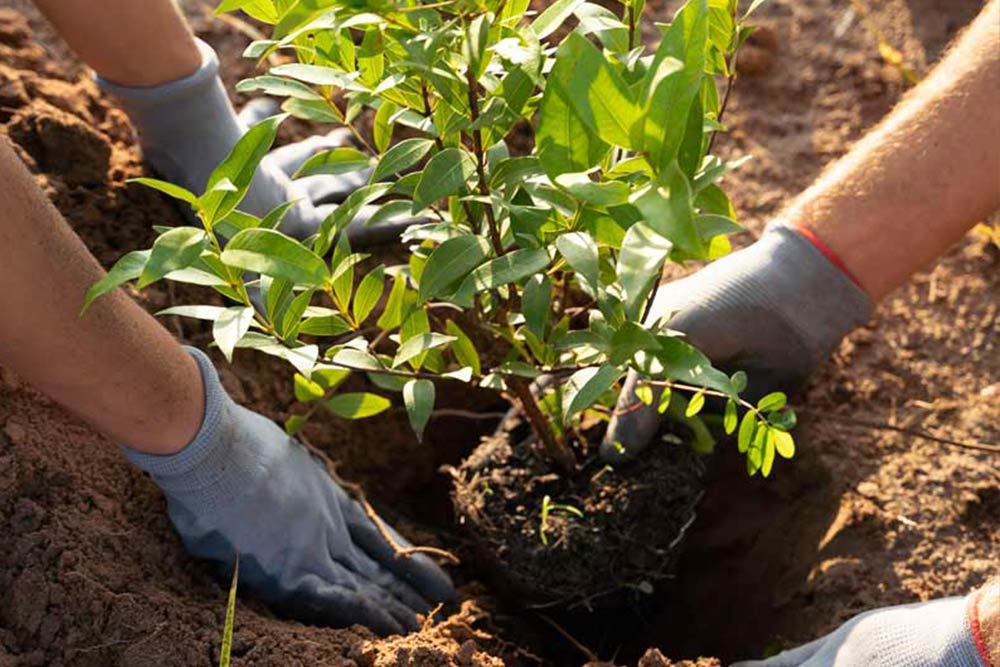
[299,436,461,565]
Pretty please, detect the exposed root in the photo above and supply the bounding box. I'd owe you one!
[300,437,461,565]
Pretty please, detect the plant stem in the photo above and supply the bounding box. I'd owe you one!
[507,376,577,474]
[465,68,505,256]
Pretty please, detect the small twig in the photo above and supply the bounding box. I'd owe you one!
[430,408,508,420]
[299,436,461,564]
[534,613,600,663]
[797,408,1000,454]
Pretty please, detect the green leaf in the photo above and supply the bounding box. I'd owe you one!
[373,100,398,154]
[756,392,787,412]
[635,385,654,405]
[377,274,408,330]
[129,177,197,205]
[616,223,672,319]
[294,373,326,403]
[632,162,703,258]
[315,183,393,256]
[657,385,673,414]
[561,365,622,423]
[536,42,609,178]
[325,392,392,419]
[737,409,756,453]
[353,266,385,325]
[300,311,351,336]
[685,390,706,417]
[216,0,278,23]
[743,0,771,19]
[293,147,372,178]
[774,429,796,459]
[550,33,639,148]
[532,0,586,38]
[236,75,324,100]
[213,306,255,362]
[641,0,707,171]
[284,414,308,436]
[371,138,435,183]
[731,370,748,393]
[82,249,150,313]
[218,556,239,667]
[269,63,360,87]
[403,379,435,443]
[760,427,777,477]
[199,114,286,225]
[723,399,738,434]
[393,333,456,369]
[554,174,631,207]
[445,320,481,376]
[522,274,552,339]
[222,229,329,285]
[139,227,207,288]
[157,305,228,320]
[418,236,491,303]
[412,148,477,213]
[459,247,552,296]
[258,200,298,231]
[555,232,599,297]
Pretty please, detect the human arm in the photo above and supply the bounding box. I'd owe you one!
[29,0,415,244]
[0,137,453,632]
[602,0,1000,460]
[731,579,999,667]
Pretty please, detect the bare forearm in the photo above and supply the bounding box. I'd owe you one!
[780,0,1000,301]
[31,0,200,87]
[0,139,201,454]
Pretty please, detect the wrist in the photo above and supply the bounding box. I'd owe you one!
[970,578,1000,667]
[758,222,874,368]
[121,347,276,515]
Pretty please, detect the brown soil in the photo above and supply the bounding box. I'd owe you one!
[452,419,705,608]
[1,0,997,666]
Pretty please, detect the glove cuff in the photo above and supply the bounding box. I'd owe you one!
[760,221,874,367]
[121,347,268,514]
[94,38,243,194]
[94,38,221,111]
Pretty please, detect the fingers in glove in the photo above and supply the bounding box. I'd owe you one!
[730,633,834,667]
[298,169,371,206]
[237,97,281,128]
[599,370,663,463]
[325,524,435,615]
[267,128,354,177]
[314,203,426,248]
[342,497,455,605]
[275,573,412,636]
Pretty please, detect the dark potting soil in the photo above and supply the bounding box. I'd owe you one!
[1,0,998,666]
[451,418,706,610]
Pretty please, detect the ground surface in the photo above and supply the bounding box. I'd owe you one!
[0,0,997,666]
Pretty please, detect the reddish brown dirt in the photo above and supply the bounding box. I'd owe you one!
[1,1,997,666]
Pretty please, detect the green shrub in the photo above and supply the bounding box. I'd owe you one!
[88,0,794,477]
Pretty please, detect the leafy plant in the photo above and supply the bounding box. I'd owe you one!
[88,0,795,477]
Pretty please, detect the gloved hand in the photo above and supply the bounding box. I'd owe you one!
[732,595,988,667]
[600,222,873,463]
[122,347,454,636]
[97,38,413,246]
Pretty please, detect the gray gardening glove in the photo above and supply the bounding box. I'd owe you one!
[123,347,454,636]
[600,222,873,463]
[732,596,986,667]
[97,38,413,246]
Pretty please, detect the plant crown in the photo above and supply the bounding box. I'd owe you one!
[87,0,795,477]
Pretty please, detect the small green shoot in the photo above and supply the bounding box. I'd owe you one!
[219,556,239,667]
[539,495,585,546]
